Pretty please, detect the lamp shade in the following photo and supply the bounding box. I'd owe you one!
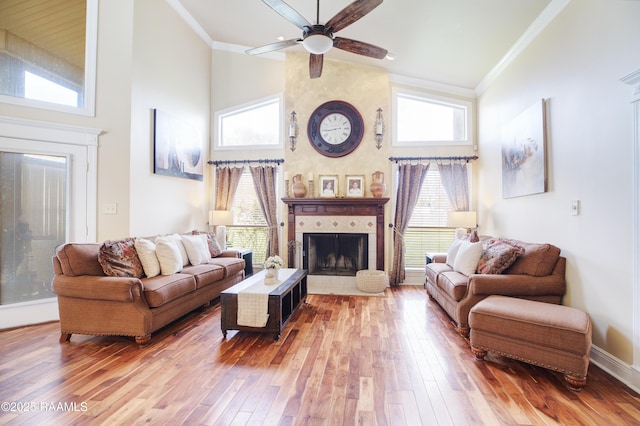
[212,210,233,226]
[447,211,477,229]
[302,34,333,55]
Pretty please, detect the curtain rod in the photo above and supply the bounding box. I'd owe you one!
[388,155,478,163]
[207,158,284,166]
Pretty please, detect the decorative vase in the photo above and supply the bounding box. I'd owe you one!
[292,174,307,198]
[370,171,386,198]
[264,268,278,284]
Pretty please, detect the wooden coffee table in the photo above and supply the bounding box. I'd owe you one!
[220,268,308,341]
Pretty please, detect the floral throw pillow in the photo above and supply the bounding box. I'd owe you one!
[476,239,525,274]
[98,238,144,278]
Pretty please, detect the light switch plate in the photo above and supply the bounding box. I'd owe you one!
[571,200,580,216]
[104,203,117,214]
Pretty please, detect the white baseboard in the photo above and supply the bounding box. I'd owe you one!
[590,345,640,394]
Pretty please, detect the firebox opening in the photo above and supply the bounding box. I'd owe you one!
[303,233,368,276]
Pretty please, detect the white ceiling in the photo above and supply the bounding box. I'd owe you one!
[177,0,554,90]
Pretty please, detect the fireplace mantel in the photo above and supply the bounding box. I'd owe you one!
[282,197,389,270]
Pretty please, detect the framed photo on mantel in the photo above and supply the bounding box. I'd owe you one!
[319,175,338,197]
[346,175,364,197]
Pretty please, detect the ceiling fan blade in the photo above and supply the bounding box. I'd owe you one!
[246,38,300,56]
[325,0,383,33]
[309,54,323,79]
[262,0,312,30]
[333,37,387,59]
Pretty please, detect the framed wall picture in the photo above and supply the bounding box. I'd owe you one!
[501,99,547,198]
[346,175,365,197]
[153,109,204,181]
[319,175,338,197]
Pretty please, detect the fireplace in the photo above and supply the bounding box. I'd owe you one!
[304,233,368,276]
[283,197,389,271]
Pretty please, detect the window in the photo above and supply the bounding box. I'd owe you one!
[392,87,473,146]
[24,71,79,107]
[0,0,98,116]
[227,169,269,264]
[215,95,283,150]
[403,167,457,268]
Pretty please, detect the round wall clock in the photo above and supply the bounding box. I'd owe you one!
[307,100,364,157]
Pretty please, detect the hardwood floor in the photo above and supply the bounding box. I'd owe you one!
[1,286,640,425]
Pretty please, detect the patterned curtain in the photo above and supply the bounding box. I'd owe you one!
[438,161,469,212]
[214,166,244,210]
[249,165,279,257]
[390,163,430,286]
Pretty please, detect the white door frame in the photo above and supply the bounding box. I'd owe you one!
[0,116,100,328]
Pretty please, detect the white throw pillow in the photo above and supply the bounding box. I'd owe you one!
[155,240,183,275]
[453,241,484,276]
[180,234,211,265]
[134,238,160,278]
[446,239,464,267]
[155,234,189,266]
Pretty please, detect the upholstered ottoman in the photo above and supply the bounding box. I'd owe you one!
[469,295,592,391]
[356,270,388,293]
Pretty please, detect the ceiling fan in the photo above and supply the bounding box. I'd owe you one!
[246,0,388,79]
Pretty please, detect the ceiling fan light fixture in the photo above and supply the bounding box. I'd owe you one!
[302,34,333,55]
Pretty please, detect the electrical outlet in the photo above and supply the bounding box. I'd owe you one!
[104,203,117,215]
[571,200,580,216]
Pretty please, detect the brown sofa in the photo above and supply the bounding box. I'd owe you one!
[425,237,566,336]
[52,235,245,345]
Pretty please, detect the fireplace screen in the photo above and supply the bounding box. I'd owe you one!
[303,233,368,276]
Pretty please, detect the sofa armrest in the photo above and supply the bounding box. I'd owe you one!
[468,273,566,297]
[52,275,145,303]
[432,253,447,263]
[218,250,241,258]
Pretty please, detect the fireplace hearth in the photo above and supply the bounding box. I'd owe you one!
[304,233,368,276]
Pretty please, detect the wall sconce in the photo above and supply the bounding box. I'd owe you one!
[289,111,298,151]
[374,108,384,149]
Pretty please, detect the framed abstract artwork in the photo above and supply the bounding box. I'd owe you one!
[153,109,204,181]
[502,99,547,198]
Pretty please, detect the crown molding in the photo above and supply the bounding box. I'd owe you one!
[621,69,640,103]
[165,0,214,47]
[475,0,571,96]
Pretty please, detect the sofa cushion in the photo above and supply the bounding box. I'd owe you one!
[182,264,225,289]
[155,234,190,267]
[425,262,452,285]
[453,241,483,276]
[181,234,211,265]
[192,230,222,257]
[504,240,561,277]
[437,270,469,301]
[477,239,525,275]
[155,240,183,275]
[142,273,197,308]
[56,243,105,277]
[98,238,144,278]
[446,239,464,267]
[208,256,245,278]
[134,238,160,278]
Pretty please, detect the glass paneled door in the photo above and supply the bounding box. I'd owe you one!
[0,152,67,305]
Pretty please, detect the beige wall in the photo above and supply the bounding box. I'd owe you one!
[477,0,640,362]
[128,0,212,237]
